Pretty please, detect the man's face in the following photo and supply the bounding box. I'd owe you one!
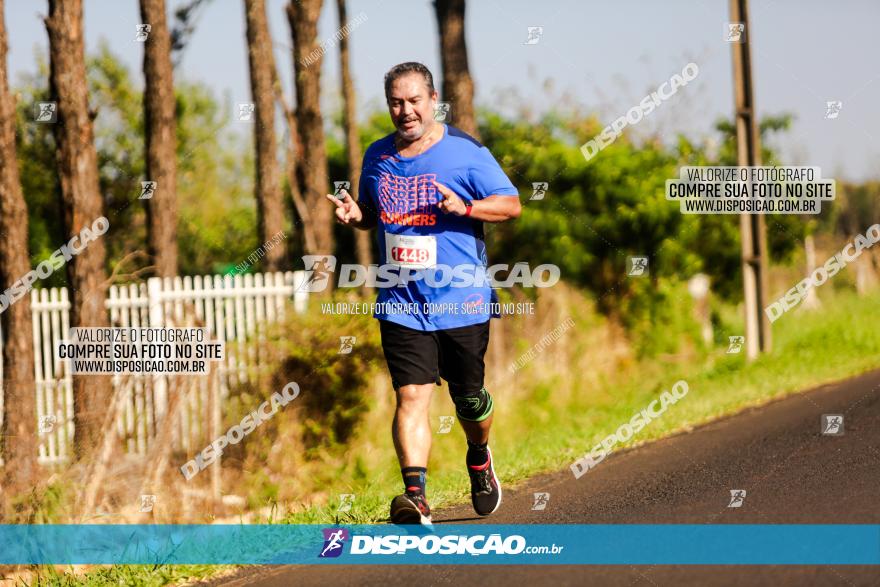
[387,73,437,142]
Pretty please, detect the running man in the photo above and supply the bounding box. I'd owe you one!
[326,62,521,525]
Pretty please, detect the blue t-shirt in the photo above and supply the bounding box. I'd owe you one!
[358,124,519,331]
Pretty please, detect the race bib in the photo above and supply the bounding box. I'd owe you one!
[386,234,437,269]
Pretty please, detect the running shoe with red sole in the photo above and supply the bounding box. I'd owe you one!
[468,446,502,516]
[389,490,433,525]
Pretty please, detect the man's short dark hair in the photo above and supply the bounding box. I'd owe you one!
[384,62,435,100]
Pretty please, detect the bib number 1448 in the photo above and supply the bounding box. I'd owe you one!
[391,246,430,265]
[385,234,437,268]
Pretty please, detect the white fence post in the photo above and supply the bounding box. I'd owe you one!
[147,277,167,421]
[292,271,308,313]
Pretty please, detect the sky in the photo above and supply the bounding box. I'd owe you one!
[5,0,879,182]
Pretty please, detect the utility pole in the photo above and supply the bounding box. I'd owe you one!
[730,0,771,359]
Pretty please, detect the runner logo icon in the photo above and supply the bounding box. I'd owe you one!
[727,336,744,354]
[628,257,648,276]
[34,102,57,123]
[433,102,451,123]
[727,489,746,508]
[532,492,550,510]
[438,416,455,434]
[821,414,844,435]
[319,528,349,558]
[530,182,548,201]
[298,255,337,292]
[134,24,151,42]
[333,181,351,198]
[339,336,356,354]
[824,101,843,120]
[726,23,744,43]
[38,414,57,435]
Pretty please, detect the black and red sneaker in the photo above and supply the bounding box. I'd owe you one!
[390,490,433,525]
[468,446,502,516]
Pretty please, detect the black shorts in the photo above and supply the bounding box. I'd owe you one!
[378,319,490,393]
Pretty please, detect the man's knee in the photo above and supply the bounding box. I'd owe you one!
[396,383,433,411]
[449,385,493,422]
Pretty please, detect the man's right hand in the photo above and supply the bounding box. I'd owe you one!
[326,189,363,225]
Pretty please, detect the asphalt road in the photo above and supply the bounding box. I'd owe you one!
[207,369,880,587]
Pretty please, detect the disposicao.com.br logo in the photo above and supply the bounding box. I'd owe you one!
[297,255,560,292]
[319,529,564,557]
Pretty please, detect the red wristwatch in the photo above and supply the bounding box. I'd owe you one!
[464,199,473,216]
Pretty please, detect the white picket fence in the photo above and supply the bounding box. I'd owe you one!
[0,271,308,465]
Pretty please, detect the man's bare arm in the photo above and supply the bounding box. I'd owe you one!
[433,180,522,223]
[468,195,522,223]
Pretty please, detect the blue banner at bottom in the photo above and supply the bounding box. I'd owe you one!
[0,524,877,565]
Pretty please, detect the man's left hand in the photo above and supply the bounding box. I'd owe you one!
[433,181,468,216]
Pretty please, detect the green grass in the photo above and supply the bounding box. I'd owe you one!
[20,288,880,586]
[16,564,237,587]
[280,288,880,526]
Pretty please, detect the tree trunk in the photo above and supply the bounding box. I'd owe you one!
[287,0,334,255]
[46,0,112,462]
[802,235,821,309]
[278,92,318,255]
[0,0,38,498]
[336,0,371,267]
[434,0,479,138]
[245,0,287,272]
[140,0,179,277]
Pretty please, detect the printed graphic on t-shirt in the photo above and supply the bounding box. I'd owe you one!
[377,172,439,226]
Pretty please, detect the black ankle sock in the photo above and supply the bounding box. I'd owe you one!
[401,466,427,495]
[466,439,489,467]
